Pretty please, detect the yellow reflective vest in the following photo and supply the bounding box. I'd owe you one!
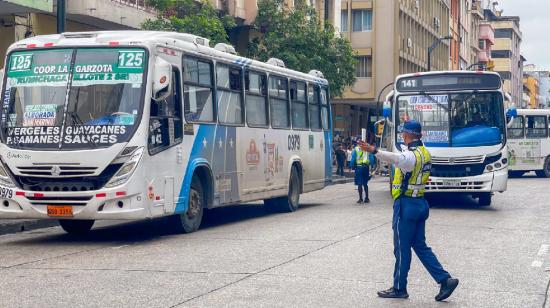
[355,147,370,165]
[391,145,431,200]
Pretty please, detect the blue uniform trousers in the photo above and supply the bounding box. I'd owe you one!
[392,196,451,291]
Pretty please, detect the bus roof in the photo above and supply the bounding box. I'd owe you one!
[396,70,501,80]
[5,30,328,86]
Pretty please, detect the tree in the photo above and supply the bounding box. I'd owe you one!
[141,0,236,45]
[248,0,356,97]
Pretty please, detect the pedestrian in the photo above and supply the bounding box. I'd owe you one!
[361,120,459,301]
[346,145,353,172]
[351,139,373,204]
[335,145,346,176]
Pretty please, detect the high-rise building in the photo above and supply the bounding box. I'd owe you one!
[332,0,450,139]
[484,4,524,107]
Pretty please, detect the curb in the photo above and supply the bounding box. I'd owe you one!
[0,219,59,236]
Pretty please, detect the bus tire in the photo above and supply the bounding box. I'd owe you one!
[478,193,491,206]
[59,219,94,235]
[173,175,204,233]
[264,166,300,212]
[536,157,550,178]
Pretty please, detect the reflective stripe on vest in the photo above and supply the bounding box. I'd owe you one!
[391,145,431,200]
[355,147,370,165]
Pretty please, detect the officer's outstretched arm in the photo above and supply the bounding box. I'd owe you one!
[375,150,416,173]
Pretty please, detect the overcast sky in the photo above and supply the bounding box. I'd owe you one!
[497,0,550,70]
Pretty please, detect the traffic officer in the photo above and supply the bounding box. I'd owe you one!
[361,121,459,301]
[351,138,373,204]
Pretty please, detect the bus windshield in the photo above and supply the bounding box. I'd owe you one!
[1,47,146,150]
[396,92,505,147]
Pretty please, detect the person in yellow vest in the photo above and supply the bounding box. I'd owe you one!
[351,138,374,204]
[361,121,459,301]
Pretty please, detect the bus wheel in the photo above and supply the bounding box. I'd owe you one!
[59,220,94,235]
[174,176,204,233]
[264,166,300,212]
[478,193,492,206]
[536,157,550,178]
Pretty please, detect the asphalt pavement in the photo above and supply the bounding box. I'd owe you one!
[0,175,549,307]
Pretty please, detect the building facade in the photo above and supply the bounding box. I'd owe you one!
[332,0,450,140]
[0,0,157,64]
[484,6,523,107]
[524,67,550,109]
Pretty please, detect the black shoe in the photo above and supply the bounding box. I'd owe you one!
[435,277,459,301]
[377,287,409,299]
[364,198,370,203]
[356,199,363,204]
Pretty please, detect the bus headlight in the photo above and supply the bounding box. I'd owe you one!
[0,162,15,188]
[105,147,144,188]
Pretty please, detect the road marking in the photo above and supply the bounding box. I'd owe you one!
[532,260,543,267]
[538,244,549,257]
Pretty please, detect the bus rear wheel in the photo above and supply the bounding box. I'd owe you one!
[478,193,492,207]
[59,220,94,235]
[264,166,300,212]
[173,176,204,233]
[536,157,550,178]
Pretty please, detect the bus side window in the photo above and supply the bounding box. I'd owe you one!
[183,57,214,123]
[148,68,183,154]
[308,84,321,130]
[290,80,308,129]
[269,76,290,128]
[217,64,244,125]
[526,115,548,138]
[245,71,268,127]
[507,115,524,139]
[321,86,330,130]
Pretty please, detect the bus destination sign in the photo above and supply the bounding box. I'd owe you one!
[396,73,502,92]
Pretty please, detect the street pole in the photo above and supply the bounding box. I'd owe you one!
[57,0,66,33]
[427,36,452,71]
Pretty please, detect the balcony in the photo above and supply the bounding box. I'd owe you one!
[470,0,484,18]
[477,50,491,62]
[66,0,157,30]
[479,23,495,44]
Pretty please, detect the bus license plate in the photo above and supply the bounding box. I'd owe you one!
[442,179,461,187]
[47,206,73,217]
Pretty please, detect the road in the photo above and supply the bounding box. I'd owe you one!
[0,175,549,308]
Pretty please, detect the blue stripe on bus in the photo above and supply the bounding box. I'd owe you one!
[174,124,215,214]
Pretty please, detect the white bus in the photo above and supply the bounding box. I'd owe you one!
[0,31,333,234]
[507,109,550,177]
[382,71,511,206]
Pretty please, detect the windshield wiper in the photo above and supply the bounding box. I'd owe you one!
[418,91,449,111]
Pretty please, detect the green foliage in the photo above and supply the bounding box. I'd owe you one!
[141,0,236,45]
[248,0,356,97]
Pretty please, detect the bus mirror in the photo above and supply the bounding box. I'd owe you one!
[152,57,172,102]
[506,105,517,127]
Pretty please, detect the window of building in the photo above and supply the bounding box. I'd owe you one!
[478,39,486,50]
[494,28,513,39]
[352,9,372,32]
[269,76,290,128]
[183,57,215,123]
[245,71,268,127]
[149,68,183,154]
[308,84,321,130]
[290,81,308,129]
[355,56,372,78]
[341,10,348,32]
[526,115,548,138]
[491,50,511,58]
[217,64,244,125]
